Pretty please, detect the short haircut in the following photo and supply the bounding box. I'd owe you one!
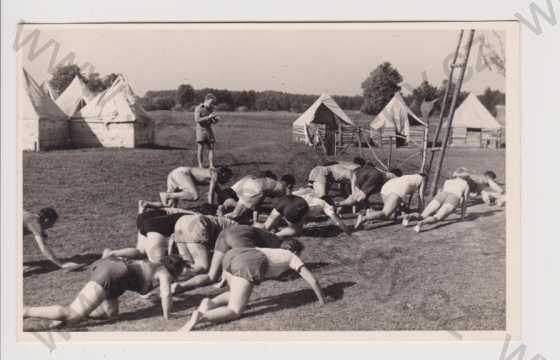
[217,167,233,183]
[281,238,304,255]
[353,157,366,167]
[388,168,403,177]
[484,171,497,180]
[161,255,185,279]
[281,174,296,188]
[205,93,217,102]
[38,207,58,227]
[262,170,277,180]
[217,187,239,204]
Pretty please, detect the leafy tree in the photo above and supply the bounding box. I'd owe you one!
[361,62,403,115]
[176,84,195,109]
[152,96,176,111]
[438,79,469,117]
[477,87,505,116]
[405,80,439,115]
[49,64,83,97]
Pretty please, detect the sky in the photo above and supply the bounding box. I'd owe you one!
[20,24,506,97]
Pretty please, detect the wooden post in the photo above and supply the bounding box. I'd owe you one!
[420,99,438,173]
[430,29,476,198]
[388,136,393,168]
[427,30,465,175]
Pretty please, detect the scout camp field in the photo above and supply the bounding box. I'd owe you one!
[22,111,506,332]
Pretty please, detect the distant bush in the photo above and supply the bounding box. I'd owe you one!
[152,96,176,111]
[215,102,233,111]
[236,106,249,112]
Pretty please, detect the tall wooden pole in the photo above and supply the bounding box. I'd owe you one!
[426,30,465,174]
[429,29,476,198]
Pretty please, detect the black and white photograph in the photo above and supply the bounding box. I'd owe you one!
[16,22,519,338]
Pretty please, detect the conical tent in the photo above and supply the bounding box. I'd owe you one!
[452,93,502,130]
[450,93,502,148]
[369,92,426,142]
[19,68,69,151]
[70,74,153,148]
[55,75,95,117]
[292,94,355,145]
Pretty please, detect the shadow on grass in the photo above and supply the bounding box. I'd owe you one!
[194,281,357,330]
[140,144,189,150]
[23,253,100,277]
[228,161,273,167]
[303,225,343,238]
[69,293,210,330]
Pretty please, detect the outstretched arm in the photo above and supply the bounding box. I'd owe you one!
[158,271,173,320]
[461,187,470,220]
[207,172,218,204]
[262,209,282,231]
[33,234,65,268]
[298,266,325,305]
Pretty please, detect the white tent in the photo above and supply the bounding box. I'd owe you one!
[55,75,95,117]
[369,93,426,145]
[19,68,69,151]
[450,93,502,147]
[292,94,356,150]
[70,74,153,148]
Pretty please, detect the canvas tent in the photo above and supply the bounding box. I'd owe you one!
[450,93,502,148]
[70,74,154,148]
[369,92,427,147]
[292,94,356,155]
[19,68,69,151]
[55,75,95,117]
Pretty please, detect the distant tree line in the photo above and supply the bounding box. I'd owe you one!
[48,64,118,99]
[362,62,505,117]
[139,87,363,112]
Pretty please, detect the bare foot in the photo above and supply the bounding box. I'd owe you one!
[179,310,202,332]
[102,248,112,259]
[354,214,365,230]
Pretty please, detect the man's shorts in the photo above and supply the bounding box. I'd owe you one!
[174,215,208,245]
[433,191,461,208]
[222,247,268,285]
[273,195,309,224]
[196,126,215,145]
[90,257,130,299]
[167,169,196,193]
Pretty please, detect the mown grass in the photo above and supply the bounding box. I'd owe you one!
[22,110,506,332]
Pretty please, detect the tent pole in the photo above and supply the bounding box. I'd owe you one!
[420,118,429,172]
[427,30,465,175]
[430,29,476,198]
[388,136,393,168]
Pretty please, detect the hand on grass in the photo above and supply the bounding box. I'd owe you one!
[61,262,84,272]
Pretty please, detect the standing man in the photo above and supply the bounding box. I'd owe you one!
[194,93,220,168]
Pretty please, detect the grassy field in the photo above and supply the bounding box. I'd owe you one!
[22,110,506,332]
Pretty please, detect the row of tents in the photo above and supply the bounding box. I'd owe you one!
[20,68,153,151]
[292,92,504,154]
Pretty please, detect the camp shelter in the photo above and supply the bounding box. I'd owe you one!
[292,94,356,155]
[19,68,69,151]
[69,75,154,148]
[55,75,95,117]
[450,93,502,148]
[369,92,427,147]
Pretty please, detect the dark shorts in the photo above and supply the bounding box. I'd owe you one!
[196,126,215,145]
[138,213,184,237]
[273,195,309,223]
[355,167,385,197]
[214,225,282,253]
[433,191,461,208]
[90,257,129,300]
[136,209,167,230]
[222,248,268,285]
